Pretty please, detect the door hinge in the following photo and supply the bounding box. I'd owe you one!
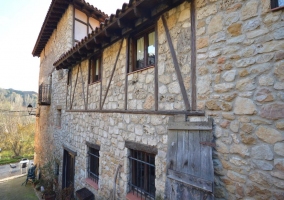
[200,141,216,147]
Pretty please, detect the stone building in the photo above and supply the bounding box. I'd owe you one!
[32,0,284,199]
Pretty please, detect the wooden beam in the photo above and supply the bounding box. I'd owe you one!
[125,141,158,154]
[79,64,87,109]
[124,37,129,110]
[101,39,124,109]
[154,21,159,111]
[161,15,191,111]
[66,109,205,116]
[70,66,79,109]
[190,0,197,111]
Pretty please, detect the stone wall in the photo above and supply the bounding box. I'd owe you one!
[195,0,284,199]
[36,0,284,200]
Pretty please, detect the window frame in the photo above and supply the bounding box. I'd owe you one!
[88,55,102,84]
[67,69,72,86]
[128,149,156,199]
[271,0,284,10]
[130,25,156,72]
[87,144,100,184]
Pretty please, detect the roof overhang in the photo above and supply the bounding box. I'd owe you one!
[32,0,108,57]
[54,0,190,70]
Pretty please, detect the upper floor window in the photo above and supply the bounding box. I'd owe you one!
[129,149,155,199]
[131,27,156,72]
[271,0,284,9]
[74,9,100,45]
[89,56,101,84]
[67,69,72,85]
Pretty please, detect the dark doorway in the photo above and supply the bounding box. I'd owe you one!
[62,149,75,189]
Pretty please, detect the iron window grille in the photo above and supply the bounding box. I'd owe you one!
[129,149,155,199]
[88,147,99,183]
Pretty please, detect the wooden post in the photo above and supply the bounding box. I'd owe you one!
[161,15,191,111]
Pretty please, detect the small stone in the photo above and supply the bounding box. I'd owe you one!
[274,82,284,90]
[234,97,256,115]
[274,27,284,40]
[271,171,284,180]
[230,143,249,158]
[222,70,236,82]
[260,103,284,120]
[222,113,235,120]
[275,159,284,171]
[240,123,254,133]
[253,160,273,171]
[230,121,239,133]
[236,78,256,91]
[275,51,284,61]
[206,100,221,110]
[276,120,284,130]
[227,23,242,36]
[197,37,209,49]
[214,83,235,93]
[235,58,255,68]
[208,14,223,34]
[251,144,274,160]
[241,0,258,20]
[249,171,273,187]
[243,18,261,31]
[274,61,284,81]
[227,170,246,183]
[197,74,211,94]
[274,143,284,156]
[216,140,229,153]
[255,126,284,144]
[256,53,274,64]
[255,88,274,102]
[274,179,284,189]
[222,93,237,101]
[239,69,249,77]
[240,133,257,145]
[247,28,269,39]
[259,75,274,86]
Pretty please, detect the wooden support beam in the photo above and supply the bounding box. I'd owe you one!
[190,0,197,110]
[162,15,191,111]
[134,6,151,18]
[70,67,79,110]
[154,22,159,111]
[124,37,129,110]
[79,64,87,109]
[101,39,124,109]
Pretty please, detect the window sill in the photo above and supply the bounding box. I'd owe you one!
[85,178,98,190]
[126,192,147,200]
[271,5,284,11]
[128,65,154,75]
[89,81,101,86]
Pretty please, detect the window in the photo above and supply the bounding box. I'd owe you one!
[67,69,72,85]
[89,56,101,83]
[271,0,284,9]
[74,9,100,45]
[129,149,155,199]
[88,146,100,183]
[56,109,61,128]
[131,27,156,71]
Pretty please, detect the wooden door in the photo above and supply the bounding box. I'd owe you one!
[165,117,214,199]
[62,149,75,189]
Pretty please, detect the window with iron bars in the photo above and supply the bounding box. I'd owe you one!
[129,149,155,199]
[88,147,99,183]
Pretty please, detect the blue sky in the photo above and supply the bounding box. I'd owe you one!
[0,0,125,92]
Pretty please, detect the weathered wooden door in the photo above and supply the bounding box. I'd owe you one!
[62,149,75,189]
[165,117,214,199]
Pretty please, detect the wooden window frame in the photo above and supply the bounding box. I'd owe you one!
[56,109,62,128]
[130,25,156,72]
[88,55,102,84]
[128,149,156,199]
[271,0,284,10]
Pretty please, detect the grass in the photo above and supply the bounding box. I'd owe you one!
[0,176,38,200]
[0,150,34,165]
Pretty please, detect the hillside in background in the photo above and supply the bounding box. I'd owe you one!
[0,88,37,108]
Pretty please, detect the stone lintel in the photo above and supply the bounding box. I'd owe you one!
[86,141,100,150]
[125,141,157,155]
[63,144,77,156]
[168,116,213,130]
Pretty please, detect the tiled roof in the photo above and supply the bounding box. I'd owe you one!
[54,0,187,69]
[32,0,108,57]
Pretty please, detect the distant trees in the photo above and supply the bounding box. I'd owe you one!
[0,88,37,157]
